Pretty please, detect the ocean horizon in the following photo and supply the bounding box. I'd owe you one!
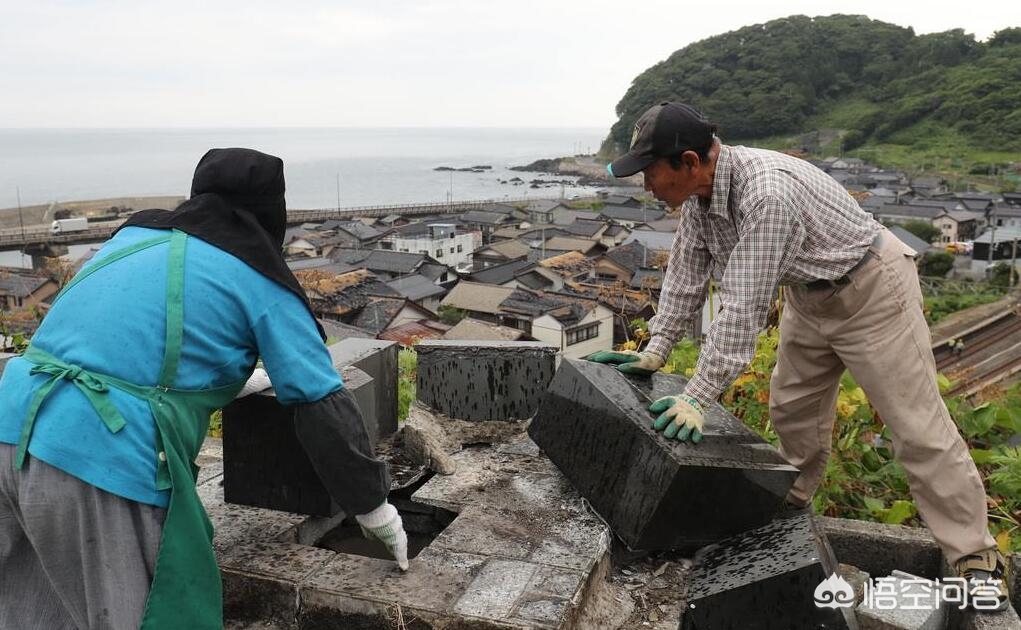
[0,127,609,211]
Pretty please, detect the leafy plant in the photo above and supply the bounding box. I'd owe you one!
[397,348,417,422]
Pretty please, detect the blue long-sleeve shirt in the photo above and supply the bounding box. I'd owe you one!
[0,227,342,507]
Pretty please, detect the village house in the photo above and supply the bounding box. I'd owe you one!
[597,204,665,229]
[472,239,531,269]
[329,249,458,287]
[377,222,478,272]
[296,268,400,322]
[385,274,448,313]
[0,271,58,311]
[350,297,437,336]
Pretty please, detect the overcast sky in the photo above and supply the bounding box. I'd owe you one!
[1,1,1017,129]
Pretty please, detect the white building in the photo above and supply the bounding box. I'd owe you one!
[378,223,479,272]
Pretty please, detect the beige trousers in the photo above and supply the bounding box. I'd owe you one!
[770,229,995,564]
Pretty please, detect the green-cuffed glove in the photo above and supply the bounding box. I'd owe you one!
[649,394,705,443]
[355,502,409,570]
[586,350,665,376]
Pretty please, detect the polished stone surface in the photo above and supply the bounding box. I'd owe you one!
[681,513,857,630]
[416,340,557,422]
[528,359,798,551]
[221,366,372,517]
[327,338,399,439]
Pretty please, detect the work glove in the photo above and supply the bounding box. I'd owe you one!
[235,368,272,399]
[649,394,704,443]
[586,350,664,376]
[355,502,409,571]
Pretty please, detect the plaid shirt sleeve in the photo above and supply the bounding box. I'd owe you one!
[646,203,711,361]
[682,195,805,407]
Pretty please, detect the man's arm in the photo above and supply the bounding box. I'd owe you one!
[646,202,713,360]
[683,194,804,408]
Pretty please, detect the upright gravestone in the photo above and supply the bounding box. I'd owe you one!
[328,338,399,440]
[415,341,557,421]
[222,365,374,516]
[528,359,798,551]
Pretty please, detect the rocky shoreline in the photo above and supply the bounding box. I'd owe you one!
[509,155,630,187]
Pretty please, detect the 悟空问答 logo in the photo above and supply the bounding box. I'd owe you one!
[814,573,855,608]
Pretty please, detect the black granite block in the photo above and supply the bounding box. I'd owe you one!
[681,513,857,630]
[328,338,399,439]
[528,359,798,551]
[222,366,373,516]
[416,341,557,422]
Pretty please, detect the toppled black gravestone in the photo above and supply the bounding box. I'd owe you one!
[222,366,374,516]
[416,340,557,421]
[682,513,858,630]
[327,338,399,440]
[528,359,798,551]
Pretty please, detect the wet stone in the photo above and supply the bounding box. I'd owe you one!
[415,340,557,422]
[681,513,857,630]
[856,570,946,630]
[327,338,399,439]
[220,366,373,517]
[528,360,799,551]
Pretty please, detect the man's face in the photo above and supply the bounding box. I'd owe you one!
[641,150,715,208]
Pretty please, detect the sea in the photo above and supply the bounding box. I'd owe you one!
[0,127,608,210]
[0,127,609,268]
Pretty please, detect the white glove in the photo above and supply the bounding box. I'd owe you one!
[355,502,409,570]
[235,368,272,399]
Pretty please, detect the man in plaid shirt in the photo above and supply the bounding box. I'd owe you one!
[595,101,1008,611]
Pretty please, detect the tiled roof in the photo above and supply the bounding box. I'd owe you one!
[467,258,535,285]
[604,241,650,273]
[537,251,595,277]
[462,210,513,225]
[442,317,525,342]
[542,236,599,253]
[623,230,674,252]
[441,281,516,314]
[352,298,407,334]
[479,240,530,260]
[379,319,450,346]
[0,273,50,298]
[386,274,447,301]
[599,205,665,223]
[563,219,607,237]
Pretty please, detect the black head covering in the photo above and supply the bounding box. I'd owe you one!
[120,148,325,340]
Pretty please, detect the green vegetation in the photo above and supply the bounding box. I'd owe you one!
[922,281,1007,324]
[436,305,467,325]
[899,219,941,244]
[603,16,1021,180]
[917,251,955,277]
[655,327,1021,552]
[397,348,417,422]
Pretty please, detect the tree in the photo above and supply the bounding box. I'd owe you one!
[918,251,954,277]
[437,305,467,325]
[900,219,941,244]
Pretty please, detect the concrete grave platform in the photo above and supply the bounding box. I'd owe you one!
[416,340,557,421]
[529,359,799,551]
[202,424,612,629]
[681,513,858,630]
[221,365,374,517]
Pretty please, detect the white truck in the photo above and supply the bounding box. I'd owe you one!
[50,217,89,235]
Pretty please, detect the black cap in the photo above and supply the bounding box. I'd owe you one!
[608,102,716,178]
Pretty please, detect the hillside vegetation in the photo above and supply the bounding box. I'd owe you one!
[603,15,1021,168]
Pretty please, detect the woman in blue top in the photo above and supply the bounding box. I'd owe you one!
[0,148,407,630]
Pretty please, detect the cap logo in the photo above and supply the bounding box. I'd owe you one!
[630,122,643,150]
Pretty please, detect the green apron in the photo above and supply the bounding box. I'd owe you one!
[15,229,246,630]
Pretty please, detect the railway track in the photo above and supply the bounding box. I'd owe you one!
[932,306,1021,397]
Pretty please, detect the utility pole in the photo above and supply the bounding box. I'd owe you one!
[335,174,340,211]
[1012,237,1019,287]
[16,186,26,267]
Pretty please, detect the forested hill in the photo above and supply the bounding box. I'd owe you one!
[603,15,1021,156]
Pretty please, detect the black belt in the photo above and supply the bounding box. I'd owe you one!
[804,233,883,291]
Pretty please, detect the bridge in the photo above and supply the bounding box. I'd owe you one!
[0,197,552,253]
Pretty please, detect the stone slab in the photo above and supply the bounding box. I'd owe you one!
[681,513,858,629]
[529,359,798,551]
[415,340,557,421]
[220,365,372,517]
[220,541,337,623]
[857,570,946,630]
[818,517,943,580]
[328,338,399,438]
